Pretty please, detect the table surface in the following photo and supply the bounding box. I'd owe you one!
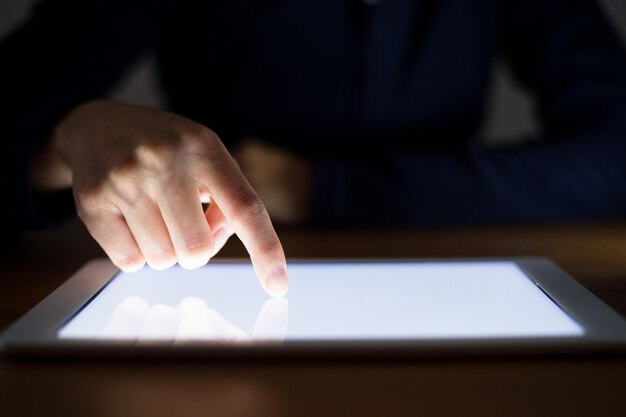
[1,221,626,416]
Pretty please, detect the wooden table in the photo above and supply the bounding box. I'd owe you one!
[1,221,626,416]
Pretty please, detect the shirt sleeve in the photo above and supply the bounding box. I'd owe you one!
[0,0,173,244]
[312,0,626,227]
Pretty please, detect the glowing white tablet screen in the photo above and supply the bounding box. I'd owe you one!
[58,262,584,342]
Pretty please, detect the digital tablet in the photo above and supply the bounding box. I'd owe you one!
[2,258,626,358]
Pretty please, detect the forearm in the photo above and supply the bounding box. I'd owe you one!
[30,126,73,193]
[312,131,626,227]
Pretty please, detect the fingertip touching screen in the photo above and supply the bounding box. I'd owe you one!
[58,261,584,343]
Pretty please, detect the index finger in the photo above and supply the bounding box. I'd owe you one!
[188,133,288,296]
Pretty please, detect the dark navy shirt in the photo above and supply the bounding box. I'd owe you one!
[1,0,626,246]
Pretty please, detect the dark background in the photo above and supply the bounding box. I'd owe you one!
[1,0,625,146]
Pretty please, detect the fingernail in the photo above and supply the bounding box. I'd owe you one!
[266,265,288,297]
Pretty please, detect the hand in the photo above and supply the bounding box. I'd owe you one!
[33,101,288,296]
[233,138,311,226]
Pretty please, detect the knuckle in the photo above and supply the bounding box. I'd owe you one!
[75,180,106,207]
[258,232,284,258]
[178,124,222,159]
[133,142,174,173]
[108,156,141,183]
[109,176,145,203]
[104,166,151,210]
[76,172,144,217]
[180,232,213,257]
[179,121,213,142]
[151,169,178,191]
[76,198,118,224]
[231,186,267,223]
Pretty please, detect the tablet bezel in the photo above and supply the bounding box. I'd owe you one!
[2,257,626,359]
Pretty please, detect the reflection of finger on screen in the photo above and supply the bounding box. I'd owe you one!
[138,304,179,342]
[99,296,149,340]
[176,297,217,343]
[176,296,250,344]
[253,297,288,343]
[207,308,251,343]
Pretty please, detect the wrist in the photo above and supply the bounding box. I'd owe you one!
[30,133,73,192]
[51,100,105,164]
[30,103,86,192]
